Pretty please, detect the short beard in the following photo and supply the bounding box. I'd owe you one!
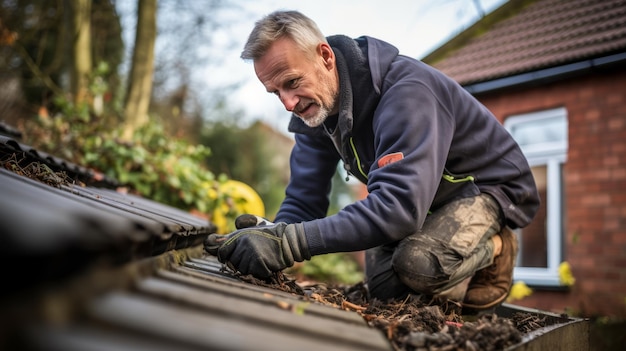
[296,105,331,128]
[296,68,339,128]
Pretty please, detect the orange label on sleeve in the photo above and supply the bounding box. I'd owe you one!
[377,152,404,168]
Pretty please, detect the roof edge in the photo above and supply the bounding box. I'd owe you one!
[463,52,626,95]
[421,0,538,63]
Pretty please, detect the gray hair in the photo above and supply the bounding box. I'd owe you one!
[240,10,327,61]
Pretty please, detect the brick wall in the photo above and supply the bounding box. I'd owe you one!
[477,67,626,318]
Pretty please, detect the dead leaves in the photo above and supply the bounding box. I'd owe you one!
[1,153,76,188]
[217,265,542,350]
[342,300,367,312]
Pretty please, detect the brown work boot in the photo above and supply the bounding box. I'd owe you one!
[463,227,518,311]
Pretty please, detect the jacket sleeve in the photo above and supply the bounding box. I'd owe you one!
[274,133,341,224]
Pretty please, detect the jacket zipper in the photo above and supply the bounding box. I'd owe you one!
[346,137,368,181]
[442,173,475,183]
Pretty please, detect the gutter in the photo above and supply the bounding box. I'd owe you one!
[463,52,626,95]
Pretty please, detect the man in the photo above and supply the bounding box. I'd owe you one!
[205,10,539,312]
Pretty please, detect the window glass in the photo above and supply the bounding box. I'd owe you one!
[510,116,567,148]
[518,165,547,268]
[505,107,567,287]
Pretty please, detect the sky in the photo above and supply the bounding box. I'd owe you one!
[206,0,508,134]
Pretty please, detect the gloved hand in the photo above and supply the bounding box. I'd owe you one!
[234,213,273,229]
[204,222,310,279]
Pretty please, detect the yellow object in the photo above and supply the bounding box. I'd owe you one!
[558,261,576,287]
[506,280,533,302]
[211,180,265,234]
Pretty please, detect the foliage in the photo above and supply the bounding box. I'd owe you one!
[200,119,289,218]
[22,82,244,224]
[0,0,123,110]
[90,123,222,213]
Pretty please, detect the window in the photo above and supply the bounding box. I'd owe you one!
[504,107,568,287]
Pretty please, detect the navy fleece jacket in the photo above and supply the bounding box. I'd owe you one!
[274,35,540,256]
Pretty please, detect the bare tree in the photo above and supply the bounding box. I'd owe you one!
[122,0,157,140]
[69,0,92,105]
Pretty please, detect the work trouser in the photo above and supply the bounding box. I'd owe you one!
[365,193,503,301]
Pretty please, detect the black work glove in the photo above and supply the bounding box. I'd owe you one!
[234,213,273,229]
[204,222,310,279]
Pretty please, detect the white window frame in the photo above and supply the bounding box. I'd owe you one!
[504,107,568,287]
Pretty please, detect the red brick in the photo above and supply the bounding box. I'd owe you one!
[479,64,626,318]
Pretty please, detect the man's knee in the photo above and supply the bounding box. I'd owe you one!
[364,245,413,300]
[391,243,450,294]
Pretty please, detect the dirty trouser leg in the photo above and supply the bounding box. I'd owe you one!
[365,194,503,300]
[365,242,413,301]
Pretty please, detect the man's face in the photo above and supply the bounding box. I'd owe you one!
[254,37,339,127]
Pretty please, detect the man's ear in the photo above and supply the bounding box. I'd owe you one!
[319,43,335,69]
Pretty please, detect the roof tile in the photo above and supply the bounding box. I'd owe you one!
[426,0,626,85]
